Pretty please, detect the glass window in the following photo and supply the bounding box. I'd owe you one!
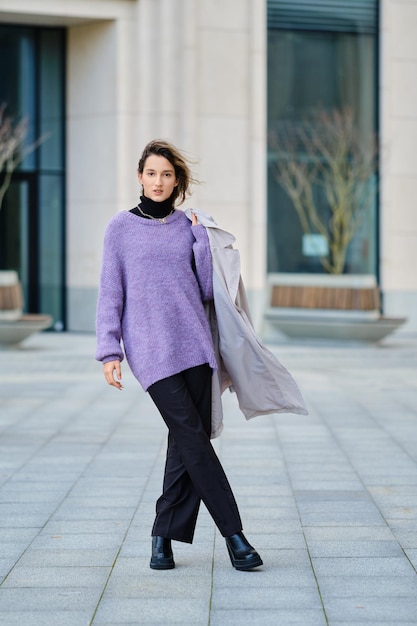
[267,1,378,276]
[39,29,65,171]
[39,174,65,325]
[0,25,65,327]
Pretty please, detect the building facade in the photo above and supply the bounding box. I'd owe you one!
[0,0,416,335]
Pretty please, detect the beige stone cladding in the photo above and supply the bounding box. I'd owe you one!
[380,0,417,331]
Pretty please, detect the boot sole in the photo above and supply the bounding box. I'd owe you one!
[227,545,263,570]
[233,557,263,570]
[150,561,175,570]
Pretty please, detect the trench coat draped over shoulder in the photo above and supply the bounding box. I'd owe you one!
[185,208,308,439]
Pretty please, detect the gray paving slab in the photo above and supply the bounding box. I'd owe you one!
[214,588,324,615]
[324,596,417,622]
[317,574,417,598]
[17,548,118,568]
[0,586,103,612]
[210,609,328,625]
[0,612,91,626]
[311,556,416,577]
[92,597,210,624]
[2,566,111,588]
[1,331,417,625]
[307,539,404,558]
[212,564,317,588]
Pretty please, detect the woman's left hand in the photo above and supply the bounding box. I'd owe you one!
[191,212,198,226]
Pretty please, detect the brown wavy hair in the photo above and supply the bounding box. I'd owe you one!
[137,139,198,206]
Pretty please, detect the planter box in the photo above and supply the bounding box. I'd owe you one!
[0,315,53,346]
[0,271,52,346]
[264,274,406,342]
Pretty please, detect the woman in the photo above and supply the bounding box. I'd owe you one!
[95,139,263,571]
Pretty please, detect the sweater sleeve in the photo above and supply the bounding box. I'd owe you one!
[95,223,125,364]
[191,224,213,302]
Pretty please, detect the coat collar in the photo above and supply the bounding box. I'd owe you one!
[184,208,236,249]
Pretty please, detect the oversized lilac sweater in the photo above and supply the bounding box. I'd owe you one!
[95,209,217,390]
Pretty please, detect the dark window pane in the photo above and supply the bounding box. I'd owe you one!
[0,25,65,326]
[39,174,64,326]
[0,26,37,171]
[39,29,65,171]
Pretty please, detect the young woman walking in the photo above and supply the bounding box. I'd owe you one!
[95,139,263,571]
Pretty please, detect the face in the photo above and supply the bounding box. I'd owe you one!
[138,154,178,202]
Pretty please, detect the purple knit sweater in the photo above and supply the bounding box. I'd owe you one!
[95,209,217,390]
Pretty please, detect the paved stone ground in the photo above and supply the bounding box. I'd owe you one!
[0,331,417,625]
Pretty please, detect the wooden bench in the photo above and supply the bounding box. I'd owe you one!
[264,274,406,342]
[0,271,52,346]
[271,284,381,312]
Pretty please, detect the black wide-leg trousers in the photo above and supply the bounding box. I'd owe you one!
[148,363,242,543]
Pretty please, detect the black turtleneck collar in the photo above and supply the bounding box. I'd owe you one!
[130,195,174,219]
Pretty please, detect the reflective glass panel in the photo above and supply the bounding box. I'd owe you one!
[267,7,378,276]
[0,25,65,325]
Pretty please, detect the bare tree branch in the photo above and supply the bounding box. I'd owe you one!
[0,104,46,211]
[269,107,377,274]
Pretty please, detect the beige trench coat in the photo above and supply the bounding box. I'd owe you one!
[185,208,308,438]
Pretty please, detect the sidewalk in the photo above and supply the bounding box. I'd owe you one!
[1,331,417,625]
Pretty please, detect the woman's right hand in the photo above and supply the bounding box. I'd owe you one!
[103,360,123,390]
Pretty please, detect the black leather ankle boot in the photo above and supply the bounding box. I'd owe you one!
[150,536,175,570]
[225,531,263,571]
